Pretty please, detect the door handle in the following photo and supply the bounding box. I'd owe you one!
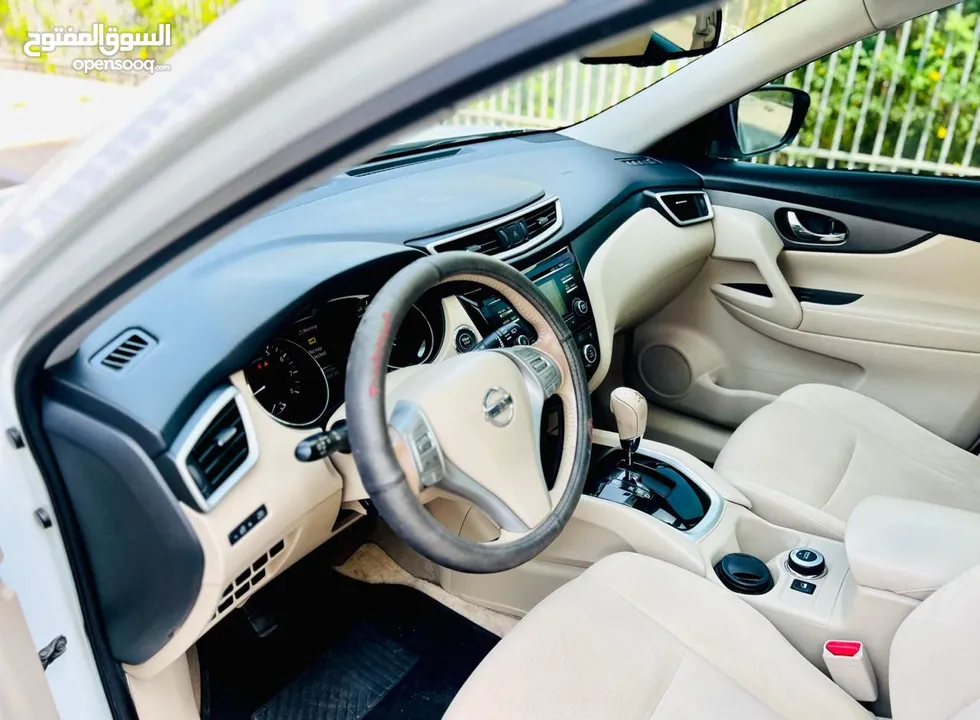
[785,210,847,245]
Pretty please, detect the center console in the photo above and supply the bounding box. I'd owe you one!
[457,248,601,377]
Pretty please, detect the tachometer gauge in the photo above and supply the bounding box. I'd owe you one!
[244,339,329,427]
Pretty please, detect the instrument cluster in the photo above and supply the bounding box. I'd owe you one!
[244,294,442,427]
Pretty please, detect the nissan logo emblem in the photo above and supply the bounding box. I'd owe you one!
[483,388,515,427]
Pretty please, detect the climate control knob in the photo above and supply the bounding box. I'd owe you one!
[582,343,598,365]
[573,298,589,316]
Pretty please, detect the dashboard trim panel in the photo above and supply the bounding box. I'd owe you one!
[424,195,563,261]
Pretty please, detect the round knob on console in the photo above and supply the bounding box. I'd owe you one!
[582,343,598,364]
[787,547,826,577]
[516,334,530,346]
[573,298,589,316]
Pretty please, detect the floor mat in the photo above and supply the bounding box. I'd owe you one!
[199,549,499,720]
[252,621,418,720]
[334,543,518,637]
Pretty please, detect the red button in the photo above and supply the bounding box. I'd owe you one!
[825,640,862,657]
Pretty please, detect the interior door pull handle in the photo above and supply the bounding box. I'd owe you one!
[785,210,847,245]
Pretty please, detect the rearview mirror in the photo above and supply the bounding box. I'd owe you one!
[711,86,811,160]
[581,10,722,67]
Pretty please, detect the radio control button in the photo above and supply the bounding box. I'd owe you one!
[582,343,598,364]
[573,298,589,316]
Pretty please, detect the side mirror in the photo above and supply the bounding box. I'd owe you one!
[711,86,811,159]
[580,10,722,67]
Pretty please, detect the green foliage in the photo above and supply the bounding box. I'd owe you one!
[777,9,980,170]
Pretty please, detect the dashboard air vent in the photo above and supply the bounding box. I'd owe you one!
[92,329,156,372]
[647,190,714,226]
[426,197,562,261]
[616,156,660,166]
[181,389,255,509]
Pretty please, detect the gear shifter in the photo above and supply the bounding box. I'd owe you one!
[606,387,650,499]
[610,387,648,476]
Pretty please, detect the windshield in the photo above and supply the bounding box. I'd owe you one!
[0,0,800,183]
[387,0,804,152]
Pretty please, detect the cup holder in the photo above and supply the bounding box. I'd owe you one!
[714,553,774,595]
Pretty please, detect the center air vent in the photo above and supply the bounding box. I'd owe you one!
[616,156,660,166]
[178,388,256,511]
[647,190,714,226]
[92,329,156,372]
[425,196,562,261]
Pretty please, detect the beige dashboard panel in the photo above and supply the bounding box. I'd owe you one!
[583,208,713,391]
[125,371,343,679]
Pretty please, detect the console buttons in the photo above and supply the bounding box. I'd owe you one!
[516,334,530,346]
[582,343,598,365]
[573,298,589,316]
[788,547,826,577]
[454,327,477,353]
[791,578,817,595]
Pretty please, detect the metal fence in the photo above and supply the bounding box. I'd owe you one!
[443,3,980,178]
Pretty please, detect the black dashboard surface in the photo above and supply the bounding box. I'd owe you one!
[46,133,702,458]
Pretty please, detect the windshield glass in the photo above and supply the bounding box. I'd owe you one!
[388,0,803,151]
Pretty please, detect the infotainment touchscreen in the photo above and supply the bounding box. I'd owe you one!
[537,277,568,315]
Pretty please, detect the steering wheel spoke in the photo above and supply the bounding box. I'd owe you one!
[390,399,535,532]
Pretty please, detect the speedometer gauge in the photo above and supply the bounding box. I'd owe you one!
[244,339,329,427]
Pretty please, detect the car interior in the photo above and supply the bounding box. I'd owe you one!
[22,0,980,718]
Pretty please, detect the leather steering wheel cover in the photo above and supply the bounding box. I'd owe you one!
[345,251,592,573]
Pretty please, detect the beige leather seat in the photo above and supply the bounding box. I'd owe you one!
[715,384,980,540]
[446,552,980,719]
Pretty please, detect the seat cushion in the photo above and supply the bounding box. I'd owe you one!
[445,553,868,720]
[715,384,980,539]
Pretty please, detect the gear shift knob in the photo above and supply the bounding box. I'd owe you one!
[610,387,648,444]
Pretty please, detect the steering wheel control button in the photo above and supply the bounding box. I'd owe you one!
[454,326,477,353]
[788,547,826,578]
[582,343,598,365]
[573,298,589,316]
[228,504,268,545]
[791,578,817,595]
[504,346,562,397]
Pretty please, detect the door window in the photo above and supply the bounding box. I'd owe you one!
[752,4,980,177]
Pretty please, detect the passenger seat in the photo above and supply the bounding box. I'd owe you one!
[714,384,980,539]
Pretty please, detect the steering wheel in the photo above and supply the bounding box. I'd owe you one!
[345,252,592,573]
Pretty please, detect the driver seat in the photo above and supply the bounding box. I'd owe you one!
[446,553,980,719]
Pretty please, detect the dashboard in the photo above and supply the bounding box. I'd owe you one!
[39,131,711,675]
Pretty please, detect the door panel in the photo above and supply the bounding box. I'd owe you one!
[0,550,60,720]
[708,190,931,254]
[697,161,980,244]
[632,197,980,456]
